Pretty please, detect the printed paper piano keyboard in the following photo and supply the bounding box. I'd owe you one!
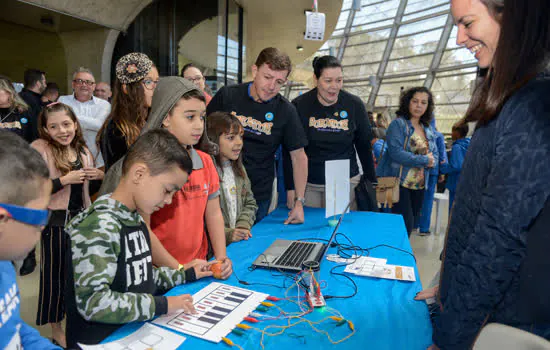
[153,282,268,343]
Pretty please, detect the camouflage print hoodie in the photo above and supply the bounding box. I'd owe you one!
[64,194,196,347]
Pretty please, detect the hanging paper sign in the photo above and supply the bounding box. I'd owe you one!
[305,11,326,41]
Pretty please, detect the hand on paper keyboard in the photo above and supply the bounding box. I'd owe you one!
[167,294,196,314]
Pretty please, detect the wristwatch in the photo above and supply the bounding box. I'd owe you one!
[295,197,306,206]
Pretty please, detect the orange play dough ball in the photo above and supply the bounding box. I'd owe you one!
[210,262,223,279]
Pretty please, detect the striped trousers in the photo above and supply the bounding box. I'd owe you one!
[36,225,68,325]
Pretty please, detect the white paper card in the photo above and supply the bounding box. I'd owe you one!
[78,323,186,350]
[325,159,350,218]
[305,11,326,41]
[359,264,416,282]
[343,256,388,274]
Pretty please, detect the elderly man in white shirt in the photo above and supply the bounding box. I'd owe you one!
[59,67,111,167]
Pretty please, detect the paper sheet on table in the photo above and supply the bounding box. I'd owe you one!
[325,159,350,218]
[78,323,185,350]
[343,256,388,274]
[358,264,416,282]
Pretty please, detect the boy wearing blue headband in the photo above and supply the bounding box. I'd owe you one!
[0,129,60,349]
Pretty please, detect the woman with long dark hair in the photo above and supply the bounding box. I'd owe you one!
[376,86,438,236]
[427,0,550,348]
[98,52,159,171]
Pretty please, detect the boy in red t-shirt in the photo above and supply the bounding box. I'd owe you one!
[99,77,232,278]
[145,77,232,278]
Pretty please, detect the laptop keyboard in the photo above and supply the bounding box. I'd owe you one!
[275,242,317,268]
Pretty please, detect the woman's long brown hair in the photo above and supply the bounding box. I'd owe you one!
[97,76,150,150]
[465,0,549,126]
[38,103,87,175]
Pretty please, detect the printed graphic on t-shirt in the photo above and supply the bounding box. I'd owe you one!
[309,116,349,132]
[5,324,21,350]
[125,229,153,288]
[232,112,273,136]
[0,283,20,328]
[183,182,210,200]
[0,121,22,130]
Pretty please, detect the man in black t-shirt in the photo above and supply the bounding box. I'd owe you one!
[207,47,308,224]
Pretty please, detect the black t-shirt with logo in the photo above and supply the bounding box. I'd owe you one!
[288,88,376,185]
[207,83,307,201]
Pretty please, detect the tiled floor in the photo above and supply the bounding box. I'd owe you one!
[16,199,449,340]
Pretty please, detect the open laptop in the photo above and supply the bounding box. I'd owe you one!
[252,206,348,272]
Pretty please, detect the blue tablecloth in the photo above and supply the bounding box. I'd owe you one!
[103,208,432,349]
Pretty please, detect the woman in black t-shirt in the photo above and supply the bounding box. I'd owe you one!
[286,56,376,209]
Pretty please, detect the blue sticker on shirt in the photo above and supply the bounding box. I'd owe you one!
[20,118,28,124]
[265,112,274,121]
[340,111,348,119]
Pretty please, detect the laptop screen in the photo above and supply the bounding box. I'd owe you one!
[319,203,350,264]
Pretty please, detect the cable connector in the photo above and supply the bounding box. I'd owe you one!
[348,320,355,331]
[236,323,251,330]
[232,329,245,336]
[260,301,274,307]
[243,316,259,323]
[266,296,281,301]
[222,337,235,346]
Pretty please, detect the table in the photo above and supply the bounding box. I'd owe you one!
[103,208,433,349]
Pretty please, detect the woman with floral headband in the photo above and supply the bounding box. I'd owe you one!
[98,53,159,171]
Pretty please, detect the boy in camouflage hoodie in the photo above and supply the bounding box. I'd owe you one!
[65,130,214,348]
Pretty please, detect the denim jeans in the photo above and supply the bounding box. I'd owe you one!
[418,173,438,232]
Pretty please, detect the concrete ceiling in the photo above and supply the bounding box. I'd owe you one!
[13,0,343,79]
[15,0,152,31]
[0,0,104,32]
[237,0,343,79]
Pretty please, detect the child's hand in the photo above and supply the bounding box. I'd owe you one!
[216,257,232,280]
[83,167,104,181]
[167,294,196,314]
[61,170,86,185]
[231,228,252,242]
[187,259,214,280]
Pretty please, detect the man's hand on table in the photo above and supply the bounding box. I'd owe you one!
[286,190,295,209]
[285,201,304,225]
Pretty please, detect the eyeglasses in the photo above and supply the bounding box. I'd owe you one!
[0,203,51,227]
[186,76,204,84]
[142,79,160,90]
[73,79,96,86]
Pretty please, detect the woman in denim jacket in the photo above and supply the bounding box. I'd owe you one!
[376,87,437,236]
